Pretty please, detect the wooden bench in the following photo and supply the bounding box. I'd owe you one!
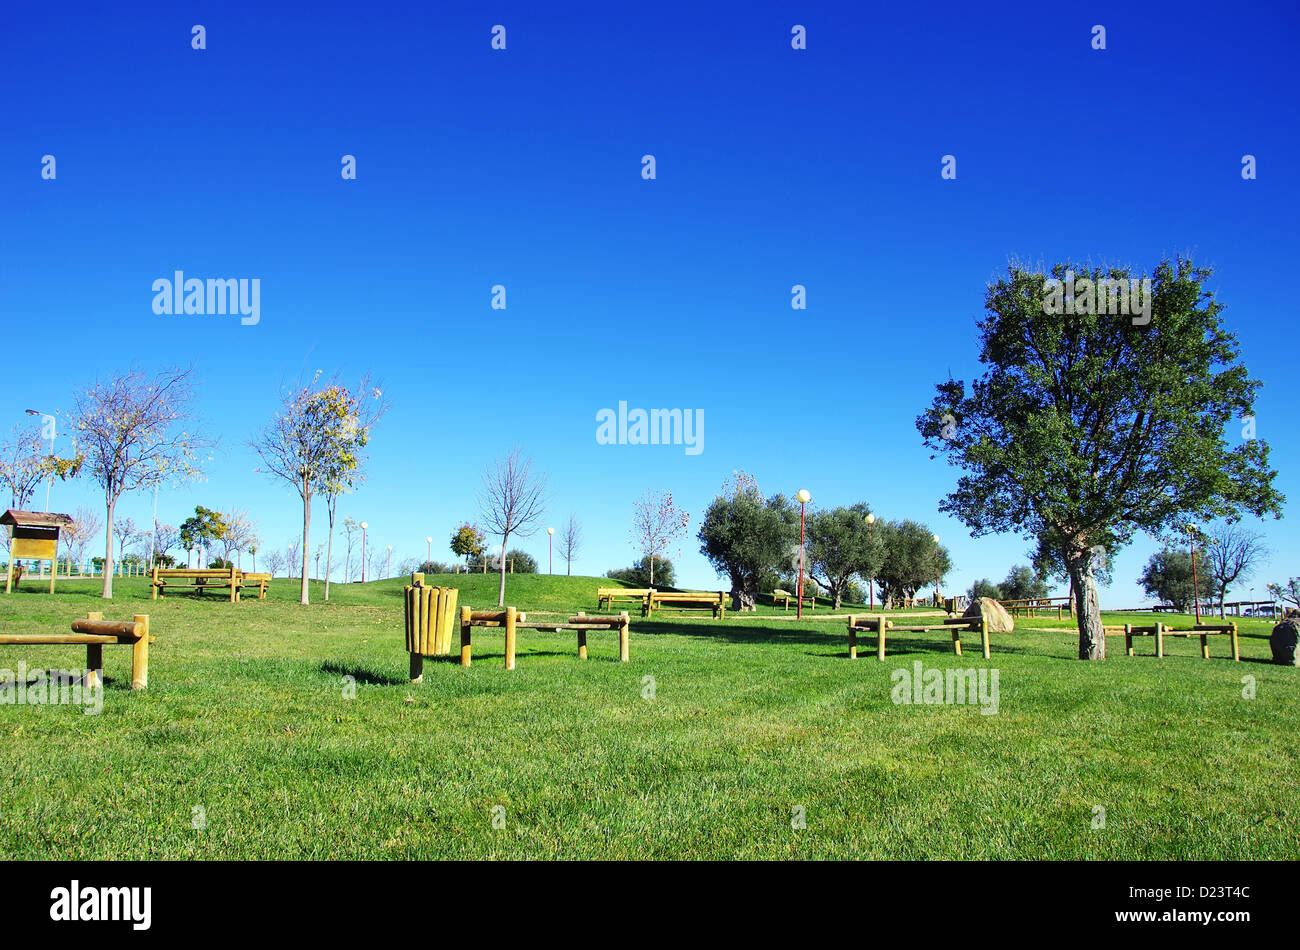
[239,572,271,599]
[454,607,630,672]
[151,565,244,602]
[646,590,725,619]
[0,611,152,689]
[847,613,990,661]
[1124,621,1239,660]
[1002,596,1072,619]
[597,587,654,612]
[771,588,816,611]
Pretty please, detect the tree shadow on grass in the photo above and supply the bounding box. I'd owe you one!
[319,661,407,686]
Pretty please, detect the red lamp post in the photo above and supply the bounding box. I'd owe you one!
[797,489,811,619]
[932,534,941,608]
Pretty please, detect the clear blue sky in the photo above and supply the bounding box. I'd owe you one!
[2,0,1297,605]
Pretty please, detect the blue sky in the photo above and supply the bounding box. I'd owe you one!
[2,0,1297,604]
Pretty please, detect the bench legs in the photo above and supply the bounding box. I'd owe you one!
[460,606,472,667]
[951,626,963,657]
[130,614,149,690]
[503,607,517,671]
[619,612,630,662]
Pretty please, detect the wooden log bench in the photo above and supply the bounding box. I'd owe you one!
[597,587,654,612]
[150,565,244,602]
[239,572,271,599]
[1002,596,1072,619]
[646,590,725,619]
[0,611,152,689]
[454,607,630,672]
[1123,621,1239,660]
[847,613,990,661]
[771,588,815,611]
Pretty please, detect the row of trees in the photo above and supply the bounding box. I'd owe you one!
[1138,521,1270,615]
[693,471,953,611]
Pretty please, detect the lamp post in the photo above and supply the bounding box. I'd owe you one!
[426,536,432,566]
[932,534,941,608]
[360,522,368,582]
[865,512,876,610]
[386,545,392,579]
[23,408,55,512]
[547,527,554,574]
[796,489,811,619]
[1187,523,1201,623]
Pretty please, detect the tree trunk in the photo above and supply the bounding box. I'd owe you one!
[325,513,335,602]
[1067,551,1105,660]
[299,483,311,605]
[497,532,510,606]
[730,584,755,612]
[101,496,116,599]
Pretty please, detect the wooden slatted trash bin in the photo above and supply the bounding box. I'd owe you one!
[404,573,459,683]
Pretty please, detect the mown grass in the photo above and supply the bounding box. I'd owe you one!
[0,574,1295,860]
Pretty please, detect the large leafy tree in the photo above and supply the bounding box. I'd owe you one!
[697,471,796,611]
[1139,548,1214,613]
[1000,564,1051,601]
[918,259,1283,658]
[805,503,884,609]
[252,373,386,605]
[874,519,952,607]
[179,506,227,568]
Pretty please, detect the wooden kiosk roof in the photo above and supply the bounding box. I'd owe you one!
[1,509,74,529]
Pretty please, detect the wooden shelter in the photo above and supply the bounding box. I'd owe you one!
[3,509,73,594]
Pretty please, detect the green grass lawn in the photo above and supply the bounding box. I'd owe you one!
[0,573,1295,860]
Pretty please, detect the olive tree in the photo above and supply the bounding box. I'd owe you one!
[697,471,796,611]
[805,503,883,609]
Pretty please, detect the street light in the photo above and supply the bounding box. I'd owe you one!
[360,522,368,582]
[24,408,55,512]
[386,545,392,579]
[932,534,941,608]
[426,536,432,566]
[865,512,876,610]
[796,489,811,619]
[547,527,554,574]
[1187,522,1201,623]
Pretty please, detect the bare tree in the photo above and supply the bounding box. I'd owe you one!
[478,448,548,606]
[112,517,140,566]
[62,506,103,573]
[264,549,287,578]
[219,509,258,565]
[251,372,386,604]
[629,489,690,586]
[72,368,205,598]
[559,514,582,576]
[1204,521,1269,617]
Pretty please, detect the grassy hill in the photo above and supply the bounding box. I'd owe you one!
[0,573,1295,860]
